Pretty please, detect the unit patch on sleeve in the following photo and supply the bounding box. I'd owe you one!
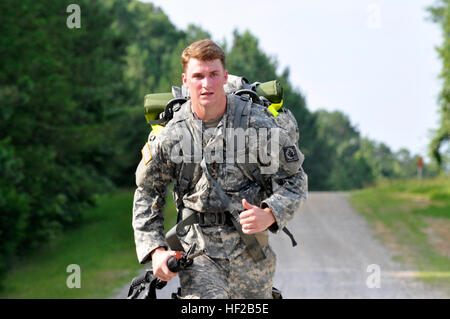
[141,142,152,165]
[283,146,299,162]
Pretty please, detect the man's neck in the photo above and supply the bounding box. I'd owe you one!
[192,96,227,121]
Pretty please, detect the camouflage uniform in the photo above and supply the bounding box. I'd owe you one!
[132,94,307,299]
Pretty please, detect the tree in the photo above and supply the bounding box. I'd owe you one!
[316,110,374,189]
[0,0,126,284]
[427,1,450,169]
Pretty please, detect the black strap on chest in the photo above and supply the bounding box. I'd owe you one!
[176,119,199,213]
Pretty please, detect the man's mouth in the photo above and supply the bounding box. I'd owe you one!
[200,92,214,96]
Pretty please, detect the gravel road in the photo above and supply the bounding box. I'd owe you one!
[114,192,447,299]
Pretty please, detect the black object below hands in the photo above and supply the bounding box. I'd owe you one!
[127,243,206,299]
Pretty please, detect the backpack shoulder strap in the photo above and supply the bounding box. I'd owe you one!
[176,119,200,213]
[230,95,252,129]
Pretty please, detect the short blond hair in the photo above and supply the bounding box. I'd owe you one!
[181,39,226,71]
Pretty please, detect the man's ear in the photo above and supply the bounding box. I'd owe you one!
[223,70,228,84]
[182,73,187,87]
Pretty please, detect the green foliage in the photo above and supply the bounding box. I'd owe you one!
[110,0,186,104]
[316,110,359,147]
[315,110,374,190]
[427,1,450,169]
[0,138,30,279]
[315,110,439,189]
[359,137,439,179]
[0,0,124,285]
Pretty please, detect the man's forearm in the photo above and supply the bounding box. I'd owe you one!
[132,187,168,264]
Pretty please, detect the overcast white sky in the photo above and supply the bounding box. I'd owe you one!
[144,0,443,160]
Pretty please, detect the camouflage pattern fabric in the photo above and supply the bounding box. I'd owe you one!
[132,94,308,297]
[178,243,276,299]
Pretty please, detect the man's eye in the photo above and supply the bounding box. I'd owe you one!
[194,74,203,79]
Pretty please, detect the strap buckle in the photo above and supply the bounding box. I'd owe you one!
[198,212,227,227]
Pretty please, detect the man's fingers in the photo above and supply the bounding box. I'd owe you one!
[240,204,257,221]
[242,221,259,232]
[242,224,258,234]
[154,268,168,281]
[240,214,256,225]
[239,210,252,220]
[153,251,178,281]
[242,198,255,210]
[155,267,176,282]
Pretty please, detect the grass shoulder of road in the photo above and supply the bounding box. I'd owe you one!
[349,177,450,296]
[0,188,178,299]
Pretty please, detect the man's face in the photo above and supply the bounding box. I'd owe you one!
[182,58,228,110]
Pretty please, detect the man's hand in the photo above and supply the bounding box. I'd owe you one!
[151,247,178,282]
[239,199,276,234]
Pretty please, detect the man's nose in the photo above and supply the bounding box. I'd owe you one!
[202,76,212,88]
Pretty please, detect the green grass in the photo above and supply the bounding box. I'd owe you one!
[0,188,178,299]
[350,177,450,296]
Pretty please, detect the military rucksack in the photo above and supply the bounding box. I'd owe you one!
[144,74,301,150]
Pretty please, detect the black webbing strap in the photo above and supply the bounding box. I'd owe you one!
[165,208,198,252]
[282,227,297,247]
[228,210,266,262]
[176,120,199,213]
[239,98,252,130]
[166,110,200,252]
[127,270,167,299]
[148,118,166,125]
[232,96,247,129]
